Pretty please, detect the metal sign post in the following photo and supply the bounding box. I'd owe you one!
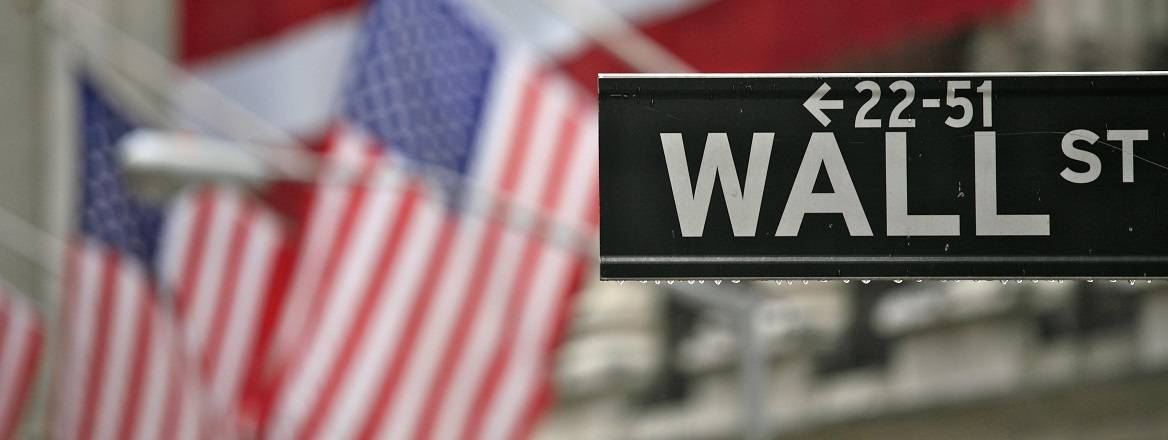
[670,283,770,440]
[600,72,1168,280]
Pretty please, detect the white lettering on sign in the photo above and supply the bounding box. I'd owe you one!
[835,80,993,129]
[661,133,772,237]
[660,131,1055,238]
[1060,129,1102,184]
[975,132,1050,236]
[1109,129,1149,183]
[657,80,1161,239]
[885,132,960,236]
[1059,129,1150,184]
[776,133,872,237]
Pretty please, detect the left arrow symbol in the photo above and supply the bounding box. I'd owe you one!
[804,83,844,127]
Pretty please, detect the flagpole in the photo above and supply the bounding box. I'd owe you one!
[32,0,78,435]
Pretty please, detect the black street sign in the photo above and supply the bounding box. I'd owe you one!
[599,73,1168,280]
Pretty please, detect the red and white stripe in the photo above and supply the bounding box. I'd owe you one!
[265,48,598,440]
[55,240,207,440]
[0,284,43,440]
[157,186,287,432]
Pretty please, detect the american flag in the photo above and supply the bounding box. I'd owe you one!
[57,240,207,440]
[54,79,290,439]
[157,185,288,432]
[54,78,209,440]
[0,284,43,439]
[263,0,598,438]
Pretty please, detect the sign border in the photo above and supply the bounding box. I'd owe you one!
[599,72,1168,280]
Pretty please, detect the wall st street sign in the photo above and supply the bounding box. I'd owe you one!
[598,73,1168,280]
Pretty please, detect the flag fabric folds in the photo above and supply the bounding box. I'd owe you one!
[0,284,42,440]
[263,1,599,438]
[158,186,289,432]
[57,241,206,440]
[55,78,295,439]
[54,79,211,440]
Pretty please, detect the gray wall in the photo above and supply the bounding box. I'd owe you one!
[0,3,49,298]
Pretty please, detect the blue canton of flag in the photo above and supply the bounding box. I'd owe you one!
[340,0,497,180]
[79,78,164,266]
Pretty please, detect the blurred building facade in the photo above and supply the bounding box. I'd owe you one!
[541,279,1168,439]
